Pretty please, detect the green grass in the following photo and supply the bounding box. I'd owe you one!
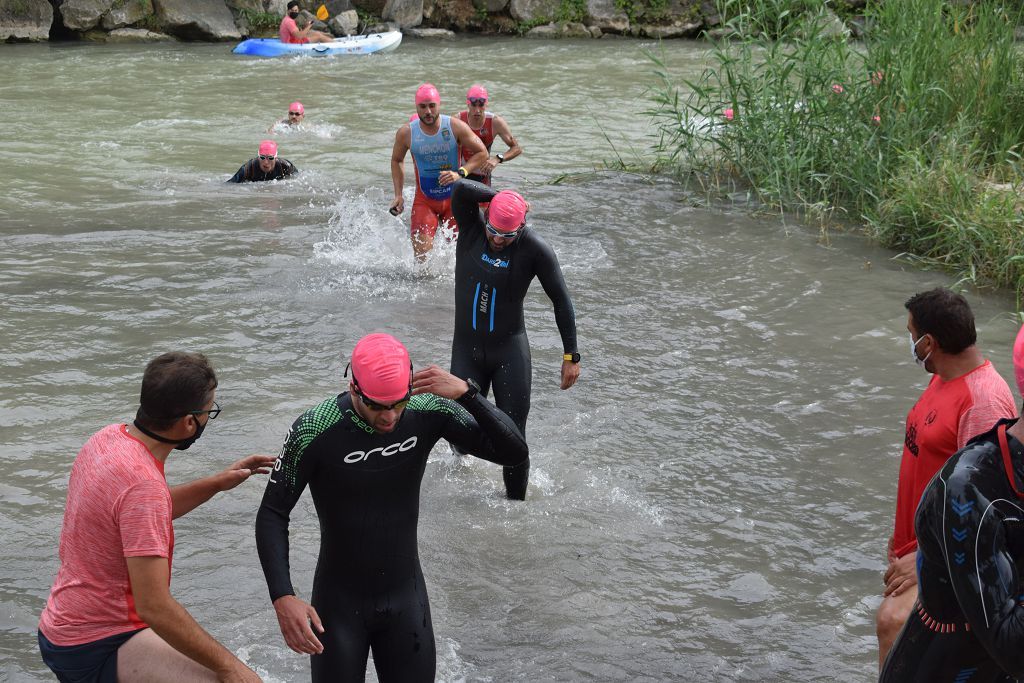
[645,0,1024,299]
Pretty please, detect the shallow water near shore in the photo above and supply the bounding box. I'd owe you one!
[1,37,1021,681]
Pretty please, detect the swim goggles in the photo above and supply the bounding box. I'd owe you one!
[288,111,303,117]
[485,220,524,240]
[258,154,277,161]
[468,98,487,107]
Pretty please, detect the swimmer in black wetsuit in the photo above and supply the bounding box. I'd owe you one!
[449,179,579,500]
[880,416,1024,682]
[227,139,297,183]
[255,333,527,683]
[881,325,1024,682]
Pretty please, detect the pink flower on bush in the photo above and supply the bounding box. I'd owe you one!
[871,115,881,125]
[871,70,884,87]
[831,83,844,94]
[723,108,734,121]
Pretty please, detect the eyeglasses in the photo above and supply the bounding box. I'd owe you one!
[259,154,276,161]
[288,111,303,116]
[485,220,523,240]
[186,401,221,419]
[468,98,487,107]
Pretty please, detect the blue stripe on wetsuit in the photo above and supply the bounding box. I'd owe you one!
[490,288,496,332]
[472,283,480,330]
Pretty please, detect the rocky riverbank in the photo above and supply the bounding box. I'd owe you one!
[0,0,866,42]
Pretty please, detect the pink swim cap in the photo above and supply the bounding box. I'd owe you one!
[258,140,277,157]
[415,83,440,106]
[350,333,412,402]
[1014,324,1024,398]
[487,190,528,232]
[466,84,489,102]
[289,101,304,114]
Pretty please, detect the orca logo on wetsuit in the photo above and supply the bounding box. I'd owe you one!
[343,436,418,463]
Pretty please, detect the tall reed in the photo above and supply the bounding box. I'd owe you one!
[647,0,1024,297]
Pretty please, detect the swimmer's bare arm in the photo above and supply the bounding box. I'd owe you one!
[390,124,411,214]
[480,115,521,175]
[126,556,261,681]
[439,118,488,186]
[169,454,275,519]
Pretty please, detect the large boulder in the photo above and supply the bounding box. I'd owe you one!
[483,0,507,12]
[102,0,154,29]
[61,0,116,31]
[642,20,700,38]
[0,0,52,41]
[405,27,454,38]
[584,0,626,33]
[152,0,242,40]
[352,0,387,17]
[382,0,421,28]
[328,8,358,34]
[106,27,175,40]
[509,0,560,23]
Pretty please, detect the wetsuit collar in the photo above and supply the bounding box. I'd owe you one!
[996,417,1024,499]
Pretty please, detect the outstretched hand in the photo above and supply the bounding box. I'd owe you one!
[216,454,276,492]
[560,360,580,390]
[273,595,324,655]
[412,365,470,400]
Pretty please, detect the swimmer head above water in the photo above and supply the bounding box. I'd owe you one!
[415,83,440,127]
[484,189,528,251]
[347,333,413,433]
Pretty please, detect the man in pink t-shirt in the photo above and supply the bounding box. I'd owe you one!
[38,352,275,683]
[875,288,1017,669]
[279,1,333,44]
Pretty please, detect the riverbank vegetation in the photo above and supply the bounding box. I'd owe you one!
[647,0,1024,299]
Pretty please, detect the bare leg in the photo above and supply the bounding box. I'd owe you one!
[412,232,434,262]
[310,30,335,43]
[118,628,218,683]
[876,584,918,670]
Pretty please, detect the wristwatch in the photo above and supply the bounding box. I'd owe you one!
[563,352,581,363]
[496,153,505,163]
[457,167,468,178]
[459,377,480,402]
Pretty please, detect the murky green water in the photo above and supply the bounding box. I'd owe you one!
[1,36,1020,681]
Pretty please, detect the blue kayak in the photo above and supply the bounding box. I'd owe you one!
[233,32,402,57]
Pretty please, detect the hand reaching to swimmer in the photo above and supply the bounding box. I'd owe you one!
[412,365,470,400]
[215,454,277,492]
[438,170,461,186]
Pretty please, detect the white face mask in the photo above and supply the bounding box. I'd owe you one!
[909,332,932,368]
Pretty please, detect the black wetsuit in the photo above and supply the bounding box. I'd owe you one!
[255,391,526,683]
[881,418,1024,682]
[449,179,577,500]
[227,157,298,183]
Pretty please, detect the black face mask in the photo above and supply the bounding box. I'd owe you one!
[133,415,207,450]
[289,9,299,17]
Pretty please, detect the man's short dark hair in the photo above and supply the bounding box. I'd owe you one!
[135,352,218,431]
[905,288,977,354]
[287,1,301,10]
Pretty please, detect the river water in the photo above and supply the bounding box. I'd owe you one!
[1,37,1020,682]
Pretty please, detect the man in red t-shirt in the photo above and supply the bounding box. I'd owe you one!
[279,1,333,44]
[38,352,275,683]
[875,288,1017,669]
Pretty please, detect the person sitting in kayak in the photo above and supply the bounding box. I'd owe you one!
[228,140,298,183]
[279,1,333,44]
